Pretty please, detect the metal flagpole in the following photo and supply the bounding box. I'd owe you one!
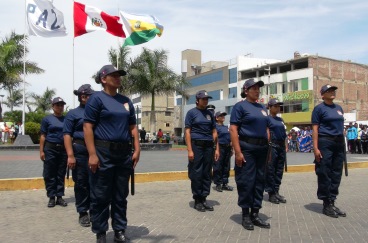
[22,0,27,135]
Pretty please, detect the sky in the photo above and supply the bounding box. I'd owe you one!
[1,0,368,113]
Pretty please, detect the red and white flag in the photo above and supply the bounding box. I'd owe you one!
[74,2,126,38]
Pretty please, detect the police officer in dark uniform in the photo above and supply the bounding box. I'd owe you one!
[63,84,94,227]
[230,79,271,230]
[40,97,68,208]
[185,90,219,212]
[213,111,233,192]
[84,65,140,243]
[312,84,346,218]
[265,98,287,204]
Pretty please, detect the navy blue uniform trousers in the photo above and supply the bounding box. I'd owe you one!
[213,145,231,185]
[265,146,286,193]
[235,141,268,209]
[43,146,67,198]
[188,142,214,200]
[72,143,90,213]
[315,137,344,201]
[90,146,132,234]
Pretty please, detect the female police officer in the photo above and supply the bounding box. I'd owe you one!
[40,97,68,208]
[213,111,233,192]
[230,79,271,230]
[84,64,140,243]
[312,84,346,218]
[185,90,219,212]
[63,84,94,227]
[265,98,287,204]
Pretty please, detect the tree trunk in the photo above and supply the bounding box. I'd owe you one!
[150,91,156,134]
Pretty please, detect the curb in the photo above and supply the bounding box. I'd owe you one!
[1,162,367,191]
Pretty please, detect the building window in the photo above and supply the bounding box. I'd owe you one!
[165,111,171,116]
[229,68,237,84]
[289,78,308,92]
[165,123,170,127]
[189,71,223,87]
[270,83,277,94]
[176,98,182,106]
[282,82,288,93]
[282,100,309,113]
[228,87,237,98]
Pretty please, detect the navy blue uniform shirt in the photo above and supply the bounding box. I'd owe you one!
[311,102,344,136]
[40,114,65,143]
[84,91,136,143]
[63,105,85,140]
[216,124,231,144]
[230,100,269,139]
[185,107,215,140]
[269,116,287,141]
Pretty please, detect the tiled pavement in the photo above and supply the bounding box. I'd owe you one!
[1,169,368,243]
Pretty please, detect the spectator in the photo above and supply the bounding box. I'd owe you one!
[140,127,147,143]
[346,122,357,153]
[157,129,163,143]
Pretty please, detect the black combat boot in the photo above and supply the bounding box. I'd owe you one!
[56,196,68,207]
[275,191,287,203]
[114,230,127,243]
[96,232,106,243]
[215,184,223,192]
[194,199,205,212]
[241,208,254,230]
[332,201,346,217]
[47,197,56,208]
[268,192,280,204]
[202,198,214,211]
[79,212,91,227]
[323,200,338,218]
[250,209,270,228]
[222,184,233,191]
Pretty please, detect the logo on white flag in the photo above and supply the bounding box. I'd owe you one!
[26,0,67,37]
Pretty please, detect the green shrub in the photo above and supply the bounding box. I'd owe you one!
[25,122,41,144]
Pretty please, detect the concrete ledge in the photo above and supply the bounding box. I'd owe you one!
[0,143,172,151]
[1,161,367,191]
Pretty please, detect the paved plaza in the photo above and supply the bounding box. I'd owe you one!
[1,168,368,243]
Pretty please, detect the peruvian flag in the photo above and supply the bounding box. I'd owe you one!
[74,2,126,38]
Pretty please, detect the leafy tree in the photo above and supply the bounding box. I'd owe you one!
[30,87,55,112]
[0,31,44,91]
[129,48,189,132]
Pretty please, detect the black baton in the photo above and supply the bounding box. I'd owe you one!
[131,169,135,195]
[284,151,288,172]
[343,138,348,177]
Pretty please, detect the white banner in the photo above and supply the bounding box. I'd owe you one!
[26,0,67,37]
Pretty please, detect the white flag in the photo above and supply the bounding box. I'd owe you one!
[26,0,67,37]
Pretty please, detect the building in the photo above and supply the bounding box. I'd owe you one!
[175,49,279,135]
[240,52,368,128]
[131,92,175,136]
[176,50,368,133]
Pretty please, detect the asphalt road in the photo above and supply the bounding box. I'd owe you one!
[1,149,368,179]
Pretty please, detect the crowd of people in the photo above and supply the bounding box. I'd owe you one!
[0,121,22,144]
[288,122,368,154]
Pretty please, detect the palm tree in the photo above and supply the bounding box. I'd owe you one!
[107,45,133,94]
[3,88,24,111]
[129,48,189,132]
[0,31,44,90]
[30,87,56,112]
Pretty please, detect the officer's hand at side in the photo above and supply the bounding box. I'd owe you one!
[188,150,194,162]
[235,152,245,167]
[132,149,140,169]
[40,152,45,162]
[88,154,100,173]
[314,149,323,163]
[67,156,76,169]
[214,149,220,161]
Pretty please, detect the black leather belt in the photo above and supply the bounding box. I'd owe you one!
[193,140,214,147]
[239,136,268,146]
[219,144,231,148]
[94,140,131,150]
[73,139,85,146]
[318,135,344,142]
[272,140,285,147]
[45,141,65,150]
